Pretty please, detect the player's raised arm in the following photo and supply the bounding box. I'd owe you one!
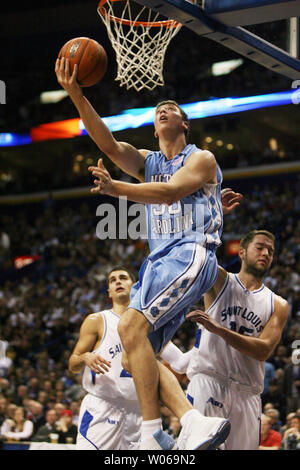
[203,265,228,309]
[55,57,146,181]
[69,313,111,374]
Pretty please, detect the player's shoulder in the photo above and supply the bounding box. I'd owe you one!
[79,312,107,343]
[273,293,289,312]
[214,265,229,291]
[270,293,289,327]
[204,265,228,307]
[88,310,106,319]
[82,311,105,328]
[218,265,229,279]
[138,148,151,159]
[188,148,215,161]
[197,149,215,158]
[185,149,217,172]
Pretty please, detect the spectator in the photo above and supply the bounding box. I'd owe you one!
[41,379,54,398]
[259,414,282,450]
[37,390,49,412]
[55,381,65,396]
[6,404,17,421]
[54,403,65,422]
[64,375,85,402]
[280,414,300,450]
[0,379,10,398]
[280,412,296,435]
[55,390,69,406]
[26,400,45,434]
[0,341,13,377]
[262,361,276,396]
[0,406,34,441]
[13,385,28,406]
[56,409,77,444]
[27,377,40,400]
[263,403,275,413]
[0,231,10,252]
[69,400,80,426]
[0,397,7,427]
[264,408,282,432]
[61,369,75,389]
[273,345,291,369]
[32,409,60,443]
[281,349,300,412]
[261,378,287,422]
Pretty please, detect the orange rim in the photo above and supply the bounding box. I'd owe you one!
[98,0,180,28]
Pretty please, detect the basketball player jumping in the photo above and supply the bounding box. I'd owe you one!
[185,230,288,450]
[70,266,199,450]
[56,57,242,450]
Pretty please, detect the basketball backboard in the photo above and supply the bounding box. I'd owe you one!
[134,0,300,79]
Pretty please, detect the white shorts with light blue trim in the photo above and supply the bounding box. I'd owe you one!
[76,393,141,450]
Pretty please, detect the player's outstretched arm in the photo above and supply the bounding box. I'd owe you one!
[89,150,217,205]
[69,313,111,374]
[89,158,178,203]
[187,296,288,362]
[55,57,146,181]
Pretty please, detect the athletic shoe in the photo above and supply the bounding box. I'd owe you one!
[139,429,178,450]
[177,412,231,450]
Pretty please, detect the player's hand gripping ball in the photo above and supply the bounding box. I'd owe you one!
[58,37,107,87]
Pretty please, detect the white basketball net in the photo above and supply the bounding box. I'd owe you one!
[97,0,182,91]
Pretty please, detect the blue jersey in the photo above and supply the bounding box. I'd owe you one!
[129,144,223,353]
[144,144,223,253]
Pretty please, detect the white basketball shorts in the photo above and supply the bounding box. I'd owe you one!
[186,373,262,450]
[76,393,142,450]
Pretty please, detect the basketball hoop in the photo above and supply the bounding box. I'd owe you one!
[97,0,182,91]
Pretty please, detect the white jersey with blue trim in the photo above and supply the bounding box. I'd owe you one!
[145,144,223,253]
[187,272,274,394]
[82,310,139,411]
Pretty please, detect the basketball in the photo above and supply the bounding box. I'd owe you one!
[58,37,107,87]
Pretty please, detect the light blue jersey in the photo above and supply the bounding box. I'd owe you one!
[129,144,223,354]
[145,144,223,253]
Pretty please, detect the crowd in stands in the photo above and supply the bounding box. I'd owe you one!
[1,19,296,196]
[1,142,299,197]
[1,173,300,448]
